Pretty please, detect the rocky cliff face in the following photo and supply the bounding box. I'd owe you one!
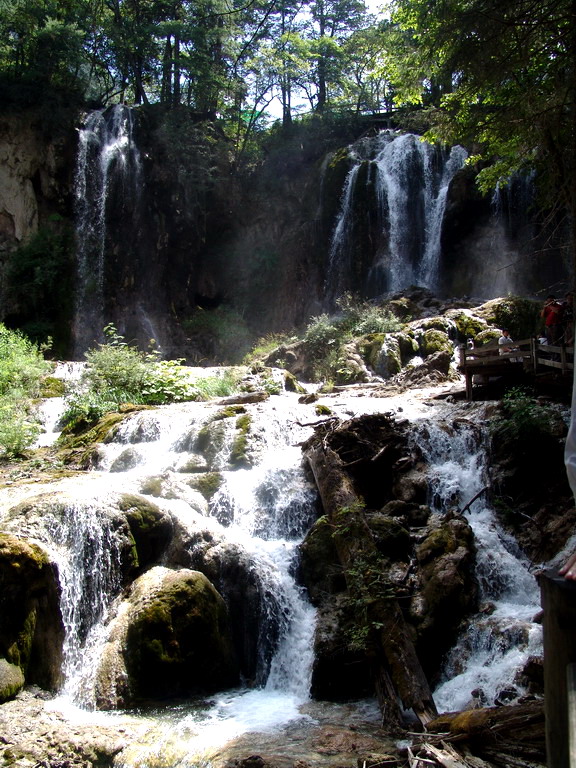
[0,106,570,362]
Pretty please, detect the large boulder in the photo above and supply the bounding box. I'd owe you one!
[94,566,239,708]
[0,659,24,702]
[0,533,63,690]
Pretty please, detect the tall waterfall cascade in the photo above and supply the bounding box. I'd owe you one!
[73,105,142,358]
[326,131,468,302]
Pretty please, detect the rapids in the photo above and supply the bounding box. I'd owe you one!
[2,369,547,766]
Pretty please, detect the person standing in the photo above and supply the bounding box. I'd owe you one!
[541,295,563,345]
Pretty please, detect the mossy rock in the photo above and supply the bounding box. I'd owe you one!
[365,514,411,559]
[374,336,402,378]
[387,297,415,321]
[417,317,456,336]
[0,659,24,702]
[230,413,252,467]
[358,333,386,370]
[118,494,174,572]
[420,329,453,357]
[395,331,420,364]
[124,568,239,700]
[188,472,224,501]
[213,405,247,420]
[475,329,500,346]
[194,419,230,467]
[298,516,344,603]
[0,533,63,689]
[59,411,127,449]
[40,377,66,397]
[445,309,488,340]
[284,371,306,393]
[416,516,474,565]
[477,296,541,340]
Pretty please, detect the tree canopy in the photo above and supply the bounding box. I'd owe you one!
[0,0,574,258]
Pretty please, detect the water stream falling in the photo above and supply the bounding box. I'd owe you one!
[326,131,467,302]
[415,418,542,712]
[73,106,142,357]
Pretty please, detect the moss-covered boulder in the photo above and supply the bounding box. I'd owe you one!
[95,566,239,707]
[411,512,477,677]
[444,308,489,341]
[298,516,344,604]
[374,335,402,379]
[0,658,25,702]
[118,494,174,572]
[186,471,224,501]
[0,533,63,690]
[420,329,453,357]
[475,296,541,340]
[365,514,411,559]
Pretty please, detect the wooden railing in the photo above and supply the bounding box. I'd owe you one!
[458,338,574,399]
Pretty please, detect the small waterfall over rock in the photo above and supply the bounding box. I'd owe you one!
[325,132,467,304]
[73,106,143,357]
[414,417,541,712]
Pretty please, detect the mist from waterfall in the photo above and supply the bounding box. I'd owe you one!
[73,105,142,358]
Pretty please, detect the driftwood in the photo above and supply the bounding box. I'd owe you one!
[303,417,437,727]
[404,702,546,768]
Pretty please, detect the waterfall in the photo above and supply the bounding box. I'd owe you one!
[414,418,541,712]
[326,131,467,303]
[73,106,142,358]
[36,394,320,749]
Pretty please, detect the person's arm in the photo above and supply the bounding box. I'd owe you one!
[559,553,576,580]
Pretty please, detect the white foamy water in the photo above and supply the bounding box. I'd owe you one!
[415,419,542,712]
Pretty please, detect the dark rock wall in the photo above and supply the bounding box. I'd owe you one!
[0,106,570,361]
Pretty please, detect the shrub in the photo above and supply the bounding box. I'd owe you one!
[0,324,50,457]
[492,387,556,442]
[62,326,243,429]
[0,324,50,398]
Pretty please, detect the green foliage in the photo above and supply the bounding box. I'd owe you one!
[0,324,50,399]
[492,387,556,442]
[0,397,42,458]
[303,295,403,380]
[7,221,75,352]
[183,308,253,364]
[392,0,576,223]
[0,324,50,457]
[61,325,240,430]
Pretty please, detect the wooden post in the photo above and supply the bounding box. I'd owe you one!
[532,337,539,374]
[568,664,576,768]
[539,569,576,768]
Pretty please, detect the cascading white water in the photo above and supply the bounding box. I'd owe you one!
[73,106,142,357]
[40,393,320,759]
[326,131,467,301]
[414,419,542,713]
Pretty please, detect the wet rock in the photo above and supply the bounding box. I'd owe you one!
[298,515,344,604]
[310,593,373,701]
[0,532,63,690]
[95,566,239,708]
[0,659,24,702]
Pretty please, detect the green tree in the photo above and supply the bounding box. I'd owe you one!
[391,0,576,269]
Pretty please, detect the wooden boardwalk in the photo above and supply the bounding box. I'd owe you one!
[458,338,574,400]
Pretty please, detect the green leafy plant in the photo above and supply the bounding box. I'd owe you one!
[492,386,555,442]
[0,324,51,457]
[62,325,240,430]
